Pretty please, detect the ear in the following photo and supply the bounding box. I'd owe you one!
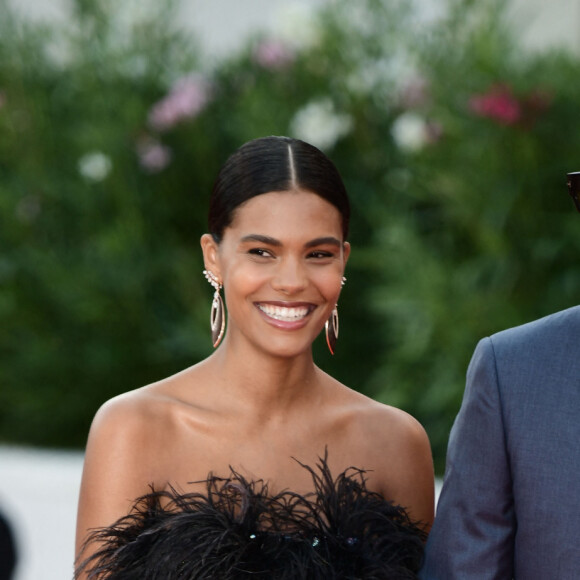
[342,241,351,266]
[200,234,221,280]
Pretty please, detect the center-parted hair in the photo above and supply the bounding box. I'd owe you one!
[208,136,350,242]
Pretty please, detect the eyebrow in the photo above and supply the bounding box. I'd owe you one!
[304,236,342,249]
[240,234,282,246]
[240,234,342,248]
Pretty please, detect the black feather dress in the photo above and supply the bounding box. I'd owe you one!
[76,455,426,579]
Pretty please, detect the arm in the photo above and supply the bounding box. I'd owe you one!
[420,337,515,579]
[74,395,163,575]
[388,414,435,533]
[369,405,435,533]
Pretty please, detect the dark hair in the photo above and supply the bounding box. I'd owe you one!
[208,136,350,242]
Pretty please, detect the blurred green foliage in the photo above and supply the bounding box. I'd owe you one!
[1,0,580,471]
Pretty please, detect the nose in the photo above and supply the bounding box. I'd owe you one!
[271,257,307,294]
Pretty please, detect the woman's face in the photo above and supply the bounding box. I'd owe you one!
[202,189,350,358]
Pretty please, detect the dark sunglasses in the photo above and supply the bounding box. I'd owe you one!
[567,172,580,213]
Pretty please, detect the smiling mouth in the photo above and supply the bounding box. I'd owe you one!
[256,303,313,322]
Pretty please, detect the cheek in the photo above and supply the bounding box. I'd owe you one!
[313,270,344,301]
[222,264,267,307]
[226,262,269,288]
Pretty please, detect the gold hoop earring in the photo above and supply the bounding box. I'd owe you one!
[203,269,225,347]
[325,306,339,355]
[325,277,346,355]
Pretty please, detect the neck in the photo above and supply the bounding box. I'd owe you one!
[205,339,320,417]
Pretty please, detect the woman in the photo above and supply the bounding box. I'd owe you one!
[75,136,434,579]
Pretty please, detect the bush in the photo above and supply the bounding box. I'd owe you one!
[1,0,579,471]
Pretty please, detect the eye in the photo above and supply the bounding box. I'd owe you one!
[248,248,274,258]
[308,250,335,259]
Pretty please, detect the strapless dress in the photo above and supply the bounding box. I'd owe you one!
[76,454,426,579]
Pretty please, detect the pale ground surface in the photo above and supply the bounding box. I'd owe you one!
[0,446,84,580]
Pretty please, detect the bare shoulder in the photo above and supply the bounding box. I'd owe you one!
[90,384,166,435]
[89,369,195,467]
[86,388,157,454]
[89,362,208,438]
[82,387,172,491]
[365,398,429,447]
[324,381,432,475]
[76,370,204,556]
[327,384,434,529]
[366,400,434,529]
[328,379,428,446]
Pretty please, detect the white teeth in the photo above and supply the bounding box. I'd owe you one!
[258,304,310,322]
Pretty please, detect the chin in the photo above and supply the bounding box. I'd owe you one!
[258,340,313,360]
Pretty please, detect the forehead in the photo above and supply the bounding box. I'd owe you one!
[229,190,342,236]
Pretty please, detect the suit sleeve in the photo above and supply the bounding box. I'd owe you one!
[420,337,515,579]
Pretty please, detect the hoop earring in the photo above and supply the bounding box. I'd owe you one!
[325,306,339,355]
[203,269,225,347]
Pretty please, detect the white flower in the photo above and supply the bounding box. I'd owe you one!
[346,59,394,96]
[78,151,112,182]
[273,4,321,50]
[390,112,429,153]
[335,3,376,37]
[290,99,353,151]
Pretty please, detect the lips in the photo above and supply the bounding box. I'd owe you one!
[255,303,314,322]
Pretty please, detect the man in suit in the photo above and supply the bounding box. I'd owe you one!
[420,172,580,579]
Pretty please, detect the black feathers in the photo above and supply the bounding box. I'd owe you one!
[76,455,425,579]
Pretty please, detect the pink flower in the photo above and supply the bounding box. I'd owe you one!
[253,39,295,70]
[148,75,211,132]
[469,84,521,126]
[137,137,172,173]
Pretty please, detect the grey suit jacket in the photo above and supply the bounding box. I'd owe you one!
[420,306,580,579]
